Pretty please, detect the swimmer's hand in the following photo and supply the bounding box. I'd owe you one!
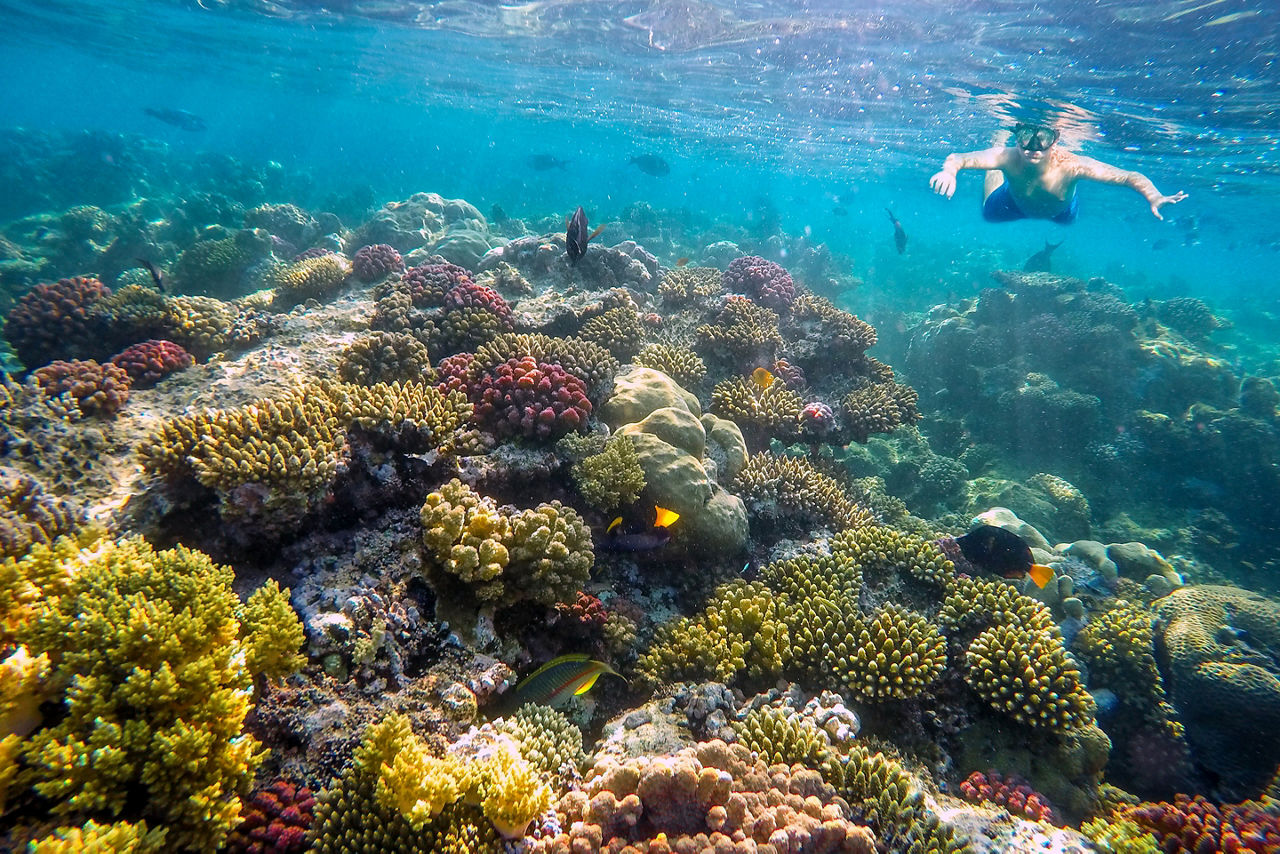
[929,170,958,198]
[1151,191,1188,220]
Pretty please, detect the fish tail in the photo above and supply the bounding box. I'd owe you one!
[1028,563,1054,589]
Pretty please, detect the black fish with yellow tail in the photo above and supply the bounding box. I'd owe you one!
[954,524,1054,589]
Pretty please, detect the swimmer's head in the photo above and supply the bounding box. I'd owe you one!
[1014,123,1060,152]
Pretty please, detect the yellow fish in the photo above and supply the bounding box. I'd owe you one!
[751,367,775,390]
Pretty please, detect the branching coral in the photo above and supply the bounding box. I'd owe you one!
[225,779,314,854]
[834,605,946,702]
[267,254,351,306]
[1074,600,1165,714]
[829,524,955,589]
[503,501,594,605]
[470,333,619,401]
[959,770,1055,822]
[16,536,302,851]
[32,358,132,417]
[4,275,111,368]
[240,579,307,685]
[657,265,723,306]
[842,380,921,443]
[24,819,169,853]
[734,705,835,768]
[491,704,586,793]
[420,479,512,601]
[634,342,707,390]
[696,296,784,364]
[472,356,592,440]
[570,433,646,510]
[788,294,878,359]
[352,243,405,282]
[938,575,1056,636]
[0,472,81,561]
[337,331,432,386]
[578,305,645,361]
[733,452,873,533]
[710,375,804,445]
[965,622,1095,732]
[1124,794,1280,853]
[723,255,796,311]
[337,381,473,453]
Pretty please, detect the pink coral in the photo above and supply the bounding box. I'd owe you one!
[473,356,591,439]
[445,280,515,331]
[772,358,807,389]
[723,255,796,311]
[4,275,112,368]
[402,261,472,307]
[225,779,315,854]
[435,352,475,398]
[110,339,195,388]
[959,770,1055,823]
[352,243,405,282]
[1125,794,1280,853]
[799,401,836,436]
[32,358,131,416]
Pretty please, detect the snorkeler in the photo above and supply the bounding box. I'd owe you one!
[929,123,1188,224]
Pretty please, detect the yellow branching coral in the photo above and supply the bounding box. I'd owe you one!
[492,704,586,794]
[965,623,1095,732]
[336,381,473,452]
[470,740,553,838]
[338,331,433,386]
[240,579,306,684]
[26,819,169,853]
[420,479,512,599]
[657,266,723,305]
[267,253,351,306]
[1080,816,1160,854]
[938,575,1055,635]
[842,380,921,444]
[571,434,646,510]
[710,375,804,444]
[1074,600,1165,712]
[788,294,878,357]
[695,295,783,361]
[17,536,279,851]
[733,452,874,532]
[504,501,594,605]
[1,644,50,738]
[376,738,466,830]
[830,524,955,588]
[734,706,833,768]
[634,343,707,391]
[761,552,860,679]
[1,534,87,647]
[578,305,645,361]
[835,605,946,702]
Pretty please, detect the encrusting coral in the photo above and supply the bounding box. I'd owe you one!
[11,535,304,852]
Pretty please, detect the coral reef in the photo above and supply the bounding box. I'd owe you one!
[225,779,314,854]
[833,604,946,702]
[570,433,646,510]
[842,380,921,444]
[733,452,873,533]
[723,254,797,310]
[337,330,432,386]
[696,295,784,365]
[578,304,645,361]
[32,358,131,416]
[964,622,1095,733]
[959,770,1055,822]
[267,253,351,306]
[472,356,592,440]
[635,342,707,390]
[0,471,81,561]
[711,375,805,447]
[1125,794,1280,853]
[109,339,195,387]
[351,243,405,282]
[4,275,111,367]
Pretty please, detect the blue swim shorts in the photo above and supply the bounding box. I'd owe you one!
[982,182,1079,224]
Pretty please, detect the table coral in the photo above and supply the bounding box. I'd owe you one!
[635,342,707,390]
[109,339,194,387]
[1125,794,1280,853]
[337,330,433,386]
[351,243,405,282]
[530,739,877,854]
[723,255,797,311]
[964,622,1095,732]
[4,275,111,368]
[16,536,303,851]
[32,358,131,417]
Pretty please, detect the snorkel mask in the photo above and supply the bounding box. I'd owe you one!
[1014,123,1060,152]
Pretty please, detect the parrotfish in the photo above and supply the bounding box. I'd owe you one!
[954,524,1054,589]
[512,654,624,709]
[886,208,907,254]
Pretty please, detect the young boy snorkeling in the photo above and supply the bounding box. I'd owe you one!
[929,123,1188,223]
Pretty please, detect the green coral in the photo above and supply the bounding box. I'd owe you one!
[423,306,509,355]
[761,551,861,679]
[965,622,1095,732]
[338,331,433,386]
[834,605,946,702]
[1080,816,1160,854]
[842,380,922,444]
[1074,600,1165,713]
[938,575,1056,635]
[16,536,287,851]
[734,705,833,768]
[240,579,306,684]
[830,524,955,589]
[491,704,586,793]
[570,434,646,510]
[634,343,707,390]
[578,305,645,361]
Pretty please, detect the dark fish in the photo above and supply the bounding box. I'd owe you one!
[601,503,679,552]
[490,203,509,224]
[135,258,165,293]
[629,154,670,176]
[565,206,604,265]
[526,154,570,171]
[143,107,207,132]
[1151,238,1170,251]
[954,524,1054,589]
[886,208,907,254]
[1023,240,1063,272]
[832,206,848,217]
[511,654,623,709]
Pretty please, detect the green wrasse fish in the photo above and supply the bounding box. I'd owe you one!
[512,654,624,709]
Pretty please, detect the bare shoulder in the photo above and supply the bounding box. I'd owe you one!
[1062,151,1132,182]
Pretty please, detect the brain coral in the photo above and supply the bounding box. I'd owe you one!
[32,359,131,417]
[1154,584,1280,796]
[473,356,592,440]
[109,339,195,388]
[723,255,797,311]
[4,275,111,368]
[16,536,303,851]
[352,243,405,282]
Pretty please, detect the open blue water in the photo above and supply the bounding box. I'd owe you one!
[2,0,1278,307]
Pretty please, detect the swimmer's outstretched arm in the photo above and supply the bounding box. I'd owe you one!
[929,147,1009,198]
[1071,155,1188,220]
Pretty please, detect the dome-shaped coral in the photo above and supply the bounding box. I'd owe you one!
[473,356,591,440]
[4,276,111,368]
[109,339,195,388]
[965,622,1094,732]
[32,359,131,417]
[352,243,405,282]
[723,255,796,311]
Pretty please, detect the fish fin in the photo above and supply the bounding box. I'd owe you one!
[588,224,605,241]
[524,653,591,684]
[607,516,623,534]
[653,506,680,528]
[573,671,603,695]
[1028,563,1054,589]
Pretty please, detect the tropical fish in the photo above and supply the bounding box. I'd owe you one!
[143,107,207,132]
[832,206,848,217]
[1023,240,1063,272]
[135,257,165,293]
[675,257,690,267]
[511,654,624,709]
[954,524,1054,589]
[629,154,671,176]
[886,208,907,254]
[565,206,604,265]
[603,503,680,551]
[751,367,775,390]
[526,154,570,171]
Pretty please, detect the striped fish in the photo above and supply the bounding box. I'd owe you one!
[512,654,623,709]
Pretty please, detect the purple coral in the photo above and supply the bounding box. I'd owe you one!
[352,243,405,282]
[110,339,195,388]
[402,261,472,307]
[799,401,836,436]
[473,355,591,439]
[4,276,112,368]
[724,255,796,311]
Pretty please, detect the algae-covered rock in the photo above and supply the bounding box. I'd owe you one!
[1107,541,1180,586]
[1061,540,1119,582]
[599,366,701,427]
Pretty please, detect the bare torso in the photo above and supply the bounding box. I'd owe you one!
[994,148,1083,217]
